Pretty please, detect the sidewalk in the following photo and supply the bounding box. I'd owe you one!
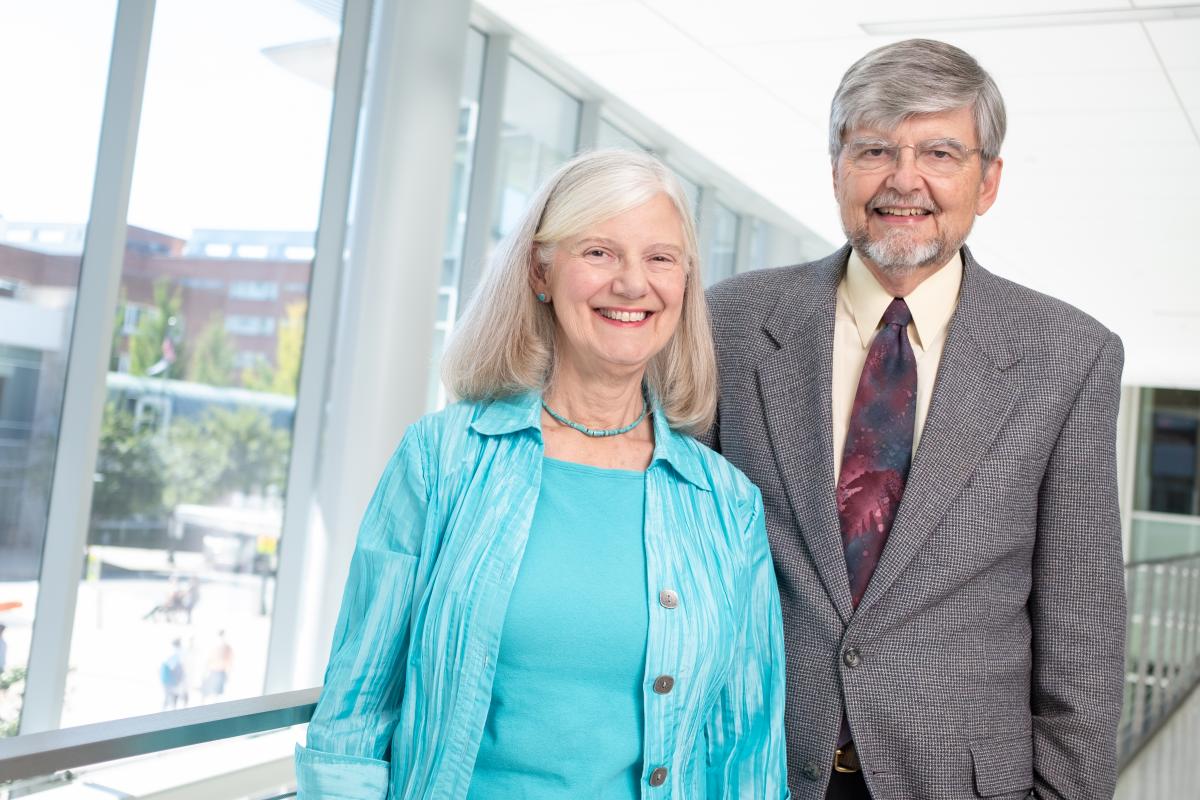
[1116,684,1200,799]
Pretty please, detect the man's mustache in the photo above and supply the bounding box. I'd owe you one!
[868,191,940,214]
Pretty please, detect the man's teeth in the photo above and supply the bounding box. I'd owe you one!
[599,309,648,322]
[877,207,930,216]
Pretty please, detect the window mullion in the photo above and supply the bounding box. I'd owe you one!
[21,0,157,735]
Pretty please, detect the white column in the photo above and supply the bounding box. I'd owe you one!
[695,187,717,284]
[21,0,156,734]
[733,213,753,274]
[1116,384,1141,563]
[263,0,374,694]
[283,0,474,691]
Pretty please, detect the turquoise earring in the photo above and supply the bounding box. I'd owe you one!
[537,292,547,303]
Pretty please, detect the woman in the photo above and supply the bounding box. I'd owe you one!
[295,149,788,798]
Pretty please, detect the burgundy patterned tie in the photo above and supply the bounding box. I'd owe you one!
[837,297,917,609]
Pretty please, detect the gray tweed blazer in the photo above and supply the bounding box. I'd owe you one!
[705,244,1125,800]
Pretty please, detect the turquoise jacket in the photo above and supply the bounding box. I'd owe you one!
[295,393,790,799]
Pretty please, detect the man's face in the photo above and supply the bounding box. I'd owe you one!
[832,106,1002,277]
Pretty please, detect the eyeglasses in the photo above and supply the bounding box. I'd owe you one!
[844,138,982,177]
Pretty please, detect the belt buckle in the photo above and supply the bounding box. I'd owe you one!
[833,743,861,774]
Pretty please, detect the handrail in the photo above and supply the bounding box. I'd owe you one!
[1119,552,1200,769]
[0,687,319,784]
[1125,549,1200,568]
[1,549,1198,786]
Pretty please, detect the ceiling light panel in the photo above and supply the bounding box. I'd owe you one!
[1144,19,1200,68]
[917,25,1160,76]
[1167,68,1200,110]
[854,0,1130,23]
[640,0,862,46]
[860,4,1200,34]
[480,1,694,55]
[570,49,745,92]
[997,69,1179,113]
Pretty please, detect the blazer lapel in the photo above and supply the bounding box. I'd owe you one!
[756,247,855,623]
[857,248,1021,614]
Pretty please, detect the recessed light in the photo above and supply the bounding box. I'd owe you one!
[861,4,1200,35]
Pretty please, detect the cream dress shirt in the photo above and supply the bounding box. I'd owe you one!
[831,250,963,483]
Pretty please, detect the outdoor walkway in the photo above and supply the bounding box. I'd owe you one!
[1116,684,1200,799]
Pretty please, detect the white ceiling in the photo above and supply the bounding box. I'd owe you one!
[477,0,1200,389]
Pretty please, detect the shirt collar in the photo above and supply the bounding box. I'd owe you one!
[844,249,963,353]
[469,389,709,491]
[469,391,544,438]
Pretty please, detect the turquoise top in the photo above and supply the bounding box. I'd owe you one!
[295,392,790,799]
[467,457,648,799]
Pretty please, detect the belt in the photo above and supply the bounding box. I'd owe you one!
[833,741,862,774]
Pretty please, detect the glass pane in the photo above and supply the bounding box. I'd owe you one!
[492,58,581,245]
[0,1,117,737]
[1134,388,1200,517]
[749,219,768,271]
[63,0,343,727]
[675,172,701,219]
[428,27,486,412]
[706,201,740,286]
[596,119,646,152]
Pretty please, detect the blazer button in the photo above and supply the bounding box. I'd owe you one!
[653,674,675,694]
[658,589,679,609]
[843,647,861,668]
[800,761,821,781]
[649,766,669,787]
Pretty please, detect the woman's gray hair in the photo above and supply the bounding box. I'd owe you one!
[442,148,716,435]
[829,39,1006,166]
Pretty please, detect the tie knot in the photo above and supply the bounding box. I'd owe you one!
[882,297,912,329]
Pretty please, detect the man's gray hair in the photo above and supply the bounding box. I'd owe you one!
[829,39,1006,165]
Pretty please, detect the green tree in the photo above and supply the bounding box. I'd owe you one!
[92,402,165,520]
[163,415,229,507]
[129,280,187,379]
[187,314,237,387]
[207,406,289,496]
[241,301,306,396]
[164,406,289,505]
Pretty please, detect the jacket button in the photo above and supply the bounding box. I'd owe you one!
[649,766,668,786]
[843,647,861,668]
[653,674,675,694]
[800,761,821,781]
[658,589,679,609]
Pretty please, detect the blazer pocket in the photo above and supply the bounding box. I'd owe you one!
[970,733,1033,798]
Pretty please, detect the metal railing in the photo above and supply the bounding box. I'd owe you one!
[0,687,318,788]
[4,556,1200,793]
[1119,552,1200,767]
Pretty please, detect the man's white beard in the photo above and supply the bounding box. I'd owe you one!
[850,223,968,277]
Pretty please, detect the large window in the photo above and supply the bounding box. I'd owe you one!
[492,58,581,244]
[0,0,830,753]
[0,1,117,737]
[62,0,342,727]
[1130,388,1200,562]
[1136,388,1200,517]
[430,28,486,411]
[675,172,702,219]
[596,119,647,152]
[705,201,740,286]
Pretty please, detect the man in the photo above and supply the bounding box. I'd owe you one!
[707,39,1125,799]
[201,630,234,701]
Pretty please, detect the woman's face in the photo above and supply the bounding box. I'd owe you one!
[535,192,688,383]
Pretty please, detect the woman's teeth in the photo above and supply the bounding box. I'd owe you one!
[599,309,648,322]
